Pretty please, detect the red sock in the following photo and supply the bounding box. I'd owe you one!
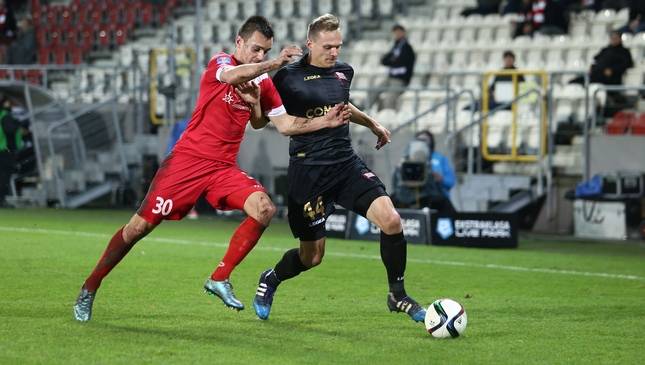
[211,217,266,281]
[84,227,135,292]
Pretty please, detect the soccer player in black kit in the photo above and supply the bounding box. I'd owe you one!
[251,14,426,323]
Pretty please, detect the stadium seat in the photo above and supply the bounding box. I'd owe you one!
[70,48,84,64]
[378,0,394,16]
[605,111,635,134]
[299,0,313,18]
[223,1,240,20]
[53,48,67,65]
[631,114,645,135]
[318,0,334,15]
[207,0,221,21]
[358,0,373,18]
[337,1,352,16]
[281,0,296,17]
[273,20,289,41]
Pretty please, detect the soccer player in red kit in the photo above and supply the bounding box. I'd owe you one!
[73,16,351,322]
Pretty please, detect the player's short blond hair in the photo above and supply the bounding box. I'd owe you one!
[307,14,340,40]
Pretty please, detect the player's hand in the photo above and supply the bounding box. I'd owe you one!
[234,81,260,105]
[324,103,351,128]
[371,124,391,150]
[277,45,303,66]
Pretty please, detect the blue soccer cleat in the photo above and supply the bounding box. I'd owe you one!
[204,279,244,311]
[387,293,426,323]
[73,287,95,322]
[252,269,277,320]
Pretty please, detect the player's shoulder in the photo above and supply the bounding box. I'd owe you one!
[334,61,354,75]
[333,61,354,78]
[273,63,300,83]
[208,52,234,67]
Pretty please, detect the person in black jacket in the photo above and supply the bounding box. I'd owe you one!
[0,94,24,206]
[375,24,416,110]
[590,31,634,86]
[570,30,635,113]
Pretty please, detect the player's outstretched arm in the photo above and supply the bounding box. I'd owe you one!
[347,103,391,149]
[269,103,351,136]
[219,46,303,85]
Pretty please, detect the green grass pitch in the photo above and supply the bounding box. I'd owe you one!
[1,208,644,364]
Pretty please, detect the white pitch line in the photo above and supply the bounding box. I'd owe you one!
[1,226,643,282]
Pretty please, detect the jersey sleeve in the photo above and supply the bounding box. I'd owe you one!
[258,75,286,117]
[205,53,234,84]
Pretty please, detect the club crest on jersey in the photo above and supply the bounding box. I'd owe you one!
[222,92,235,104]
[335,72,347,81]
[363,172,376,179]
[216,56,232,65]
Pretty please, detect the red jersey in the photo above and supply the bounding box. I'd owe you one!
[173,52,285,164]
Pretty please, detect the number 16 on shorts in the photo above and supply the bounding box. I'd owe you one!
[152,196,173,216]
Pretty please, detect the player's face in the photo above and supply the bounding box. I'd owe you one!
[307,30,343,68]
[236,31,273,64]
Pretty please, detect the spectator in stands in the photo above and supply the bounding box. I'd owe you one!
[588,30,633,85]
[571,30,634,112]
[489,50,525,110]
[376,24,415,110]
[461,0,502,16]
[0,94,25,206]
[391,130,456,216]
[7,17,35,64]
[503,0,527,14]
[513,0,568,37]
[0,0,16,43]
[618,0,645,35]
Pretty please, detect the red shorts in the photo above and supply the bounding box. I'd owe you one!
[137,152,265,225]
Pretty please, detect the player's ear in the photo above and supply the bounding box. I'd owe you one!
[235,35,243,49]
[306,38,313,50]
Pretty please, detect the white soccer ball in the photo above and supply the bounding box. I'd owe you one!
[424,298,467,338]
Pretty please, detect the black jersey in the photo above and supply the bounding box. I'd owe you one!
[272,54,355,165]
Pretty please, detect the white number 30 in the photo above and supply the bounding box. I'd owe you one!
[152,196,173,216]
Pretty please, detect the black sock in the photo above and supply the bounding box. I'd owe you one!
[380,231,407,299]
[272,248,309,286]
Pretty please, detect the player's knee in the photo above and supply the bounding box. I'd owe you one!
[123,219,154,243]
[301,252,324,268]
[299,245,325,268]
[255,199,276,225]
[380,210,402,235]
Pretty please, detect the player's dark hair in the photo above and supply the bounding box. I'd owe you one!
[307,13,340,40]
[238,15,274,40]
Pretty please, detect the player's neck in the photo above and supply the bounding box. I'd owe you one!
[308,54,331,69]
[231,52,243,64]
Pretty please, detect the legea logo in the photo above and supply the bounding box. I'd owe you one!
[436,218,454,239]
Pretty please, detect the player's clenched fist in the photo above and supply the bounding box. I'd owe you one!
[323,103,351,129]
[278,45,303,66]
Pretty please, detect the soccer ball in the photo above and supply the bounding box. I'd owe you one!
[424,298,467,338]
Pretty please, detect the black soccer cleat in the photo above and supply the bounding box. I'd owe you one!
[253,269,278,320]
[387,293,426,323]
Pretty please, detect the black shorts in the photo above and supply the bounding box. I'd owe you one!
[287,156,387,241]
